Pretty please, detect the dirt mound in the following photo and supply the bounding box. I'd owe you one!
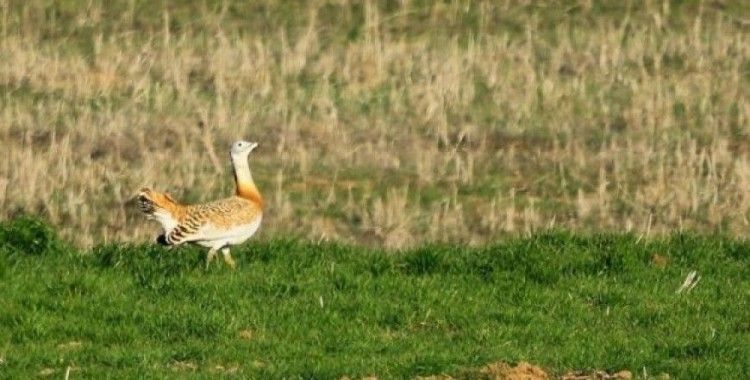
[561,370,633,380]
[479,361,549,380]
[347,362,634,380]
[412,361,548,380]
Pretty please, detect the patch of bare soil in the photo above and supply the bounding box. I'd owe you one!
[411,361,549,380]
[479,362,549,380]
[346,361,635,380]
[479,361,550,380]
[169,360,198,372]
[561,370,633,380]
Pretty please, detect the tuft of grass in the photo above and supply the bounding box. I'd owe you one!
[0,216,66,258]
[0,219,748,378]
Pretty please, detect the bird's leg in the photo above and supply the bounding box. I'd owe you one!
[206,247,218,269]
[221,247,236,269]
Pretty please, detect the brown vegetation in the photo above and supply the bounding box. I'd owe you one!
[0,1,748,247]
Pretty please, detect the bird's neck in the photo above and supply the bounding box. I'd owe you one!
[232,155,263,208]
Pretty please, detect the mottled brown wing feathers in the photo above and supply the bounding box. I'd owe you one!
[161,197,262,245]
[164,221,196,245]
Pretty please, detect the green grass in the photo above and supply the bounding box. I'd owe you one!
[0,218,748,378]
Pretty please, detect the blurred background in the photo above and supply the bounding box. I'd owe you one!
[0,0,748,248]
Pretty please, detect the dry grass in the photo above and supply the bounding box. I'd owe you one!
[0,1,748,248]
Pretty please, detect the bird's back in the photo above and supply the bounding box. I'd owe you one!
[185,196,261,226]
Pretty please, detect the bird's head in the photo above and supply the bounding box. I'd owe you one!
[230,140,258,161]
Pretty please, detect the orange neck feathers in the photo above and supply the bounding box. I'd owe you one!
[232,155,264,208]
[237,182,264,207]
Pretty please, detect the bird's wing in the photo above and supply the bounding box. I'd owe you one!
[162,197,261,245]
[162,212,209,245]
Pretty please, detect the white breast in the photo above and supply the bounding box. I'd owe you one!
[193,216,262,249]
[151,210,179,233]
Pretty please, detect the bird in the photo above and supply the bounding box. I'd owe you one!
[137,140,263,268]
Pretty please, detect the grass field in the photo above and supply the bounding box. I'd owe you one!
[1,1,749,247]
[1,217,748,378]
[2,2,749,378]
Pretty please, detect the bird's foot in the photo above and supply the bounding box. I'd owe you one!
[221,248,236,269]
[205,249,218,270]
[224,256,236,269]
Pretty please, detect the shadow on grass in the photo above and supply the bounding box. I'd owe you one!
[90,243,205,291]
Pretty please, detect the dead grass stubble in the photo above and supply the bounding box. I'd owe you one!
[0,2,748,248]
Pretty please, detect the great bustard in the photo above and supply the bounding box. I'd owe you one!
[137,140,263,268]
